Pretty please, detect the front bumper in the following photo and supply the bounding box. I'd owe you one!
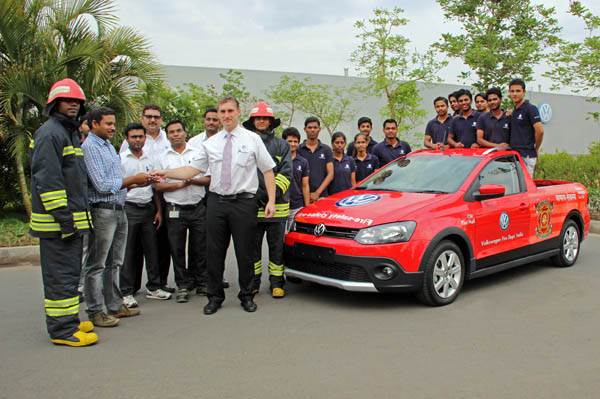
[284,244,423,293]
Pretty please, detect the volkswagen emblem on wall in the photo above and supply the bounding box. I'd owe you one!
[538,103,552,124]
[314,223,326,237]
[499,212,510,231]
[336,194,381,207]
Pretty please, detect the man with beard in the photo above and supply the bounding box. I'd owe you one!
[424,97,452,149]
[242,101,292,298]
[448,89,480,149]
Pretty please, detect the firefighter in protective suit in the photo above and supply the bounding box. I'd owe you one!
[29,78,97,346]
[243,102,292,298]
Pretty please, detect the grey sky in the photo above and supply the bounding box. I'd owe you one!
[115,0,598,93]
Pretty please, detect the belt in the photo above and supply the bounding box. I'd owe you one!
[214,192,255,201]
[166,202,201,210]
[91,202,124,210]
[125,201,153,209]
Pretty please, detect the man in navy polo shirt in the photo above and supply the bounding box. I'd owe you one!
[298,117,334,203]
[476,87,510,149]
[448,91,460,116]
[448,89,480,149]
[372,119,412,164]
[345,117,378,156]
[282,127,310,231]
[508,78,544,175]
[424,96,452,149]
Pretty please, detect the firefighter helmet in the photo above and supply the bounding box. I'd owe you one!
[249,101,274,118]
[47,78,86,105]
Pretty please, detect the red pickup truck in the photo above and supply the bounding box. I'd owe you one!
[284,148,590,306]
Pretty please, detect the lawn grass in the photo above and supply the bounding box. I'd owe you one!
[0,210,37,247]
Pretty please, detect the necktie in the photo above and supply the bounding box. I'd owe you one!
[221,133,232,191]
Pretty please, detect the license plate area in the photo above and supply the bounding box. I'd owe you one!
[294,244,335,263]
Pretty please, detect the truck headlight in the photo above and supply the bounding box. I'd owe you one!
[354,221,416,245]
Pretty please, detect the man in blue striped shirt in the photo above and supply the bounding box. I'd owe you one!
[81,107,150,328]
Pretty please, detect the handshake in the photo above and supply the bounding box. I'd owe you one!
[126,172,162,189]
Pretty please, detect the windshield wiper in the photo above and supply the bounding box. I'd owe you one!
[412,189,449,194]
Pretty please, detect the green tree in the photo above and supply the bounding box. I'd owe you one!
[265,75,357,135]
[137,69,252,135]
[0,0,161,216]
[350,7,446,132]
[545,1,600,121]
[435,0,561,91]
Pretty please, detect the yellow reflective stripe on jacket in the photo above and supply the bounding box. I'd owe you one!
[40,190,67,201]
[257,202,290,217]
[62,146,75,156]
[74,148,83,156]
[275,174,290,192]
[45,304,79,317]
[45,296,79,308]
[29,139,35,149]
[30,211,92,231]
[30,221,61,231]
[43,198,68,211]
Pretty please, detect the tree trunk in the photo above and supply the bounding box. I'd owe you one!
[15,144,32,217]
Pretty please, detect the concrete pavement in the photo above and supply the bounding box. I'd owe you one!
[1,235,599,399]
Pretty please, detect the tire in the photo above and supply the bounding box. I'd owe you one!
[551,219,581,267]
[417,240,465,306]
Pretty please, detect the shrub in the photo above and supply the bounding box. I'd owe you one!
[536,141,600,218]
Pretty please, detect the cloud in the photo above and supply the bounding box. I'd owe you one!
[114,0,600,90]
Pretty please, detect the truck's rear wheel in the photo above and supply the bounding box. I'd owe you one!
[552,219,580,267]
[417,240,465,306]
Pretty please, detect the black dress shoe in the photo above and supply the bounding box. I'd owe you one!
[203,300,222,315]
[240,298,257,312]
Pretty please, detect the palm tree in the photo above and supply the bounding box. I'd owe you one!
[0,0,162,216]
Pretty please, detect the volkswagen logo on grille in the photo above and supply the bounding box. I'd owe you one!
[499,212,510,230]
[314,223,326,237]
[336,194,381,207]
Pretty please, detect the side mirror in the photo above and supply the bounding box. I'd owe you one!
[474,184,505,201]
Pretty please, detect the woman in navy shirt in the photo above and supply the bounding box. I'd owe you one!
[352,133,380,182]
[329,132,356,195]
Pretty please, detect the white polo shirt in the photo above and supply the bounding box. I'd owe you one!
[191,125,275,195]
[160,144,205,205]
[187,132,207,150]
[120,149,155,204]
[120,129,171,159]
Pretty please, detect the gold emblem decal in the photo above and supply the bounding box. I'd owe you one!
[535,200,553,238]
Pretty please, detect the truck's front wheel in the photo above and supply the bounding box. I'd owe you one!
[417,240,465,306]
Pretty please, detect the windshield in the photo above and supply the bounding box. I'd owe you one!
[357,155,480,193]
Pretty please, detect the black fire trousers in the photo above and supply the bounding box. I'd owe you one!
[39,236,83,339]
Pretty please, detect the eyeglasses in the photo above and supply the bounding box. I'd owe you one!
[143,114,162,120]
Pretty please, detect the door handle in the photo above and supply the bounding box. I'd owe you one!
[519,203,528,211]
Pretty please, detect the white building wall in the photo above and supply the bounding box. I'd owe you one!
[162,65,600,155]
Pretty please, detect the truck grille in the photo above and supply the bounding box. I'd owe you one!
[285,253,370,282]
[295,222,359,239]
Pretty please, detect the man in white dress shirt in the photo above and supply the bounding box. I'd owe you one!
[154,120,210,304]
[119,123,171,308]
[152,97,276,315]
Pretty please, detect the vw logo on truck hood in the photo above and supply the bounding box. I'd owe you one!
[336,194,381,208]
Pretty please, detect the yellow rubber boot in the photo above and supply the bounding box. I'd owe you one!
[78,321,94,333]
[51,330,99,347]
[272,287,286,298]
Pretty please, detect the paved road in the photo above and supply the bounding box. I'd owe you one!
[1,235,599,399]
